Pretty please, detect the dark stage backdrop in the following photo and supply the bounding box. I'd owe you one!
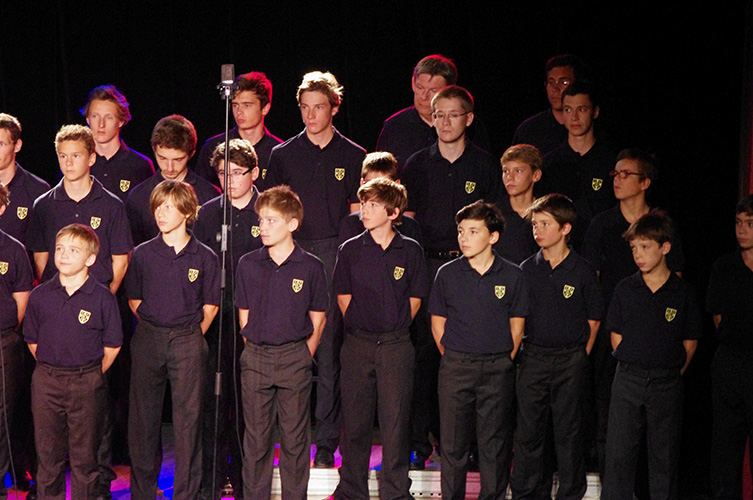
[1,2,749,496]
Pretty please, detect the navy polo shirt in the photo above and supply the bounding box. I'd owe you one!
[27,177,133,284]
[90,139,155,203]
[402,141,500,252]
[24,274,122,367]
[520,248,603,347]
[376,106,492,173]
[582,206,685,303]
[492,195,538,265]
[334,230,429,334]
[265,128,365,241]
[429,253,529,354]
[511,109,568,156]
[0,230,34,331]
[125,170,221,245]
[606,272,702,369]
[194,127,282,189]
[707,251,753,351]
[193,189,263,290]
[235,243,328,345]
[338,211,424,248]
[125,234,221,328]
[0,163,50,244]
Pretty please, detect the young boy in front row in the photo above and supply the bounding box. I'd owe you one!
[125,180,220,500]
[25,224,122,499]
[511,194,603,500]
[430,200,529,500]
[602,211,701,500]
[234,185,328,500]
[333,178,429,500]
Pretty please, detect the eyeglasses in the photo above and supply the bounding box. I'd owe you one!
[432,111,468,122]
[217,170,251,178]
[546,78,571,88]
[609,169,644,179]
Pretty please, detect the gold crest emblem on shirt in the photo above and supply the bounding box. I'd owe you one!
[261,168,267,180]
[665,307,677,322]
[251,226,260,237]
[292,279,304,293]
[16,207,28,220]
[563,284,575,299]
[334,168,345,181]
[0,262,8,275]
[120,180,131,192]
[465,181,476,194]
[90,217,101,229]
[78,309,91,324]
[592,178,603,191]
[495,285,506,299]
[394,266,405,280]
[188,268,199,282]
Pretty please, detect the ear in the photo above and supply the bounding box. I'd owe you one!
[660,241,671,255]
[593,106,600,120]
[532,169,542,182]
[14,138,22,154]
[465,111,475,127]
[85,253,97,268]
[249,167,260,182]
[188,149,196,160]
[561,222,573,237]
[0,204,6,217]
[387,207,400,222]
[331,105,340,117]
[359,178,366,186]
[87,152,97,167]
[261,102,271,117]
[411,77,418,93]
[489,230,500,245]
[640,176,651,191]
[288,217,300,232]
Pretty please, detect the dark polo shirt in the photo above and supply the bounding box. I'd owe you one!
[492,195,538,265]
[27,177,133,284]
[511,109,568,156]
[90,139,154,203]
[707,251,753,351]
[194,127,282,189]
[125,170,221,245]
[235,243,328,345]
[0,230,34,331]
[429,252,529,354]
[265,128,365,241]
[376,106,492,172]
[125,234,220,328]
[402,141,500,252]
[520,248,603,347]
[338,212,424,248]
[25,274,122,367]
[0,163,50,244]
[607,272,702,369]
[334,230,429,334]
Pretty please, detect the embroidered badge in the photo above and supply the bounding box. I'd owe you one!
[188,269,199,282]
[292,279,304,293]
[394,266,405,280]
[16,207,28,220]
[90,217,101,229]
[78,309,91,324]
[592,178,603,191]
[563,284,575,299]
[495,285,506,299]
[665,307,677,322]
[465,181,476,194]
[251,226,260,237]
[0,262,8,275]
[120,179,131,192]
[334,168,345,181]
[261,168,267,180]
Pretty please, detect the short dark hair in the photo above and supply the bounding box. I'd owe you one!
[413,54,458,85]
[151,115,197,155]
[211,139,258,172]
[358,178,407,225]
[623,210,674,245]
[616,148,656,182]
[236,72,273,109]
[255,185,304,225]
[525,194,577,239]
[431,85,474,113]
[736,194,753,216]
[56,223,100,258]
[562,81,599,109]
[455,200,505,236]
[80,85,132,125]
[150,180,199,225]
[500,144,543,172]
[0,113,22,143]
[361,152,398,181]
[55,124,95,155]
[545,54,587,82]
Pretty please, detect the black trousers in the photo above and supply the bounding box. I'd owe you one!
[0,328,23,497]
[438,349,515,500]
[335,330,414,500]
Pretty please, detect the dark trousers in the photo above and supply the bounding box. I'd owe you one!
[334,330,414,500]
[9,329,37,487]
[128,322,206,500]
[241,340,313,500]
[710,345,753,499]
[511,344,587,500]
[0,329,23,496]
[32,361,105,500]
[602,362,682,500]
[438,349,515,500]
[298,237,342,452]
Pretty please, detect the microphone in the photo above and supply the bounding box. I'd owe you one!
[221,64,235,85]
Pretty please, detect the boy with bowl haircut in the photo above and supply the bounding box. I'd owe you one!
[602,211,701,500]
[333,178,429,500]
[125,180,220,500]
[25,223,122,499]
[511,194,603,500]
[234,185,328,500]
[429,200,529,500]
